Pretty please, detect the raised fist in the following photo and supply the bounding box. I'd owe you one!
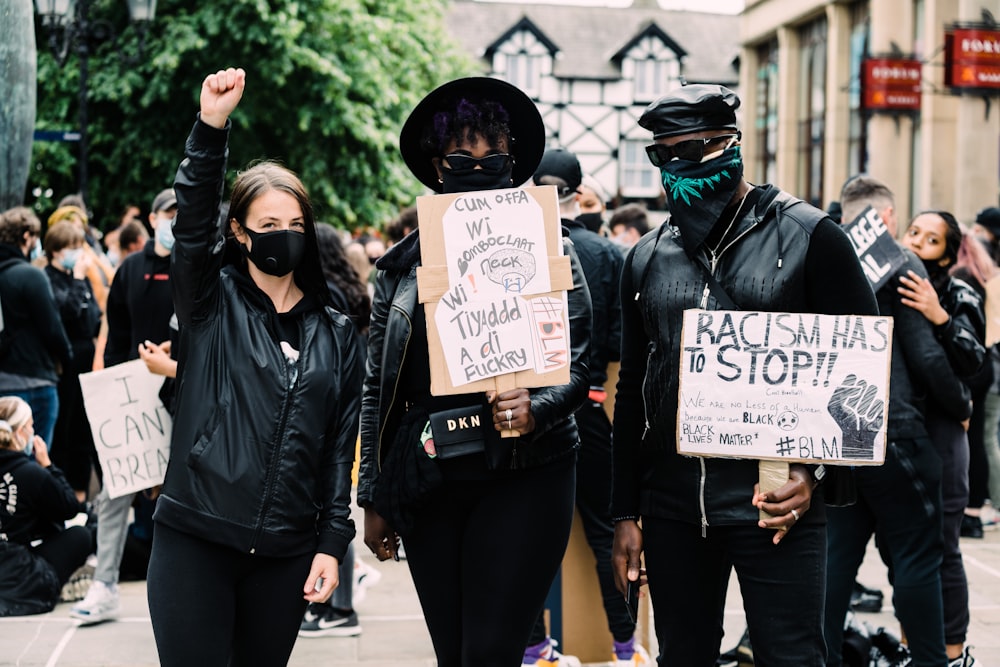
[200,67,246,129]
[826,374,884,460]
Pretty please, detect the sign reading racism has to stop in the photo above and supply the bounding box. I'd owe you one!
[677,310,892,464]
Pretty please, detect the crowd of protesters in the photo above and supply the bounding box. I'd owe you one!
[2,67,1000,667]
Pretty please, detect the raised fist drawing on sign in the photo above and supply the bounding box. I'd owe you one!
[826,374,884,460]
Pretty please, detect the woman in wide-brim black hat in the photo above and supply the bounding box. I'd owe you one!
[357,77,592,664]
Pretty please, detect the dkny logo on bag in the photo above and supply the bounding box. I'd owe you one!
[446,413,481,431]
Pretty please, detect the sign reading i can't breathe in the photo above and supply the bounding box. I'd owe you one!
[79,359,172,498]
[677,309,892,464]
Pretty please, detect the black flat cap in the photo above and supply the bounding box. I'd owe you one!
[399,77,545,193]
[638,84,740,139]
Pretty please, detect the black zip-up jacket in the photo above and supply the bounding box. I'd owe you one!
[611,185,880,528]
[153,119,363,561]
[564,218,623,388]
[356,229,592,508]
[0,244,72,384]
[103,240,172,367]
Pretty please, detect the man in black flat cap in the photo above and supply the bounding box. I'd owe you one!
[609,83,878,665]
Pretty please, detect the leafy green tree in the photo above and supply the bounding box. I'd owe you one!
[32,0,474,231]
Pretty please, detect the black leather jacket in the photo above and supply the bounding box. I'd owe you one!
[875,251,973,440]
[934,275,986,382]
[612,185,880,528]
[356,229,592,508]
[154,119,363,561]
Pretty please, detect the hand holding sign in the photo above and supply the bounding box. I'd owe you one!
[826,374,884,460]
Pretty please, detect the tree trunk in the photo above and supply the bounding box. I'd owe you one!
[0,0,37,212]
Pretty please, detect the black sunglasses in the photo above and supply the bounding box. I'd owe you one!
[645,133,740,167]
[441,153,513,173]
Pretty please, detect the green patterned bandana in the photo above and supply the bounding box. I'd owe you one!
[660,147,744,256]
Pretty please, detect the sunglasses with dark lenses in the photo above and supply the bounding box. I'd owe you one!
[441,153,513,173]
[645,133,740,167]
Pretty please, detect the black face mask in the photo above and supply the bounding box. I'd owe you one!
[440,166,514,193]
[576,212,604,234]
[659,146,745,256]
[241,228,306,277]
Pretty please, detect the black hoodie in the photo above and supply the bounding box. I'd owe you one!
[0,243,72,386]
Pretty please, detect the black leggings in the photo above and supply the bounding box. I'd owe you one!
[146,523,313,667]
[404,458,576,667]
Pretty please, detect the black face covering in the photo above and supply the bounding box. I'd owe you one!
[440,166,514,193]
[660,146,744,256]
[576,212,604,234]
[241,228,306,277]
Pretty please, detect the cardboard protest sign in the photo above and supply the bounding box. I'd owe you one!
[677,310,891,464]
[79,359,171,499]
[416,185,574,396]
[842,205,907,291]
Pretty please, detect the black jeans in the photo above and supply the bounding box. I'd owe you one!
[915,414,969,646]
[528,401,635,645]
[404,457,576,666]
[147,523,313,667]
[33,525,93,585]
[643,516,826,667]
[826,437,946,667]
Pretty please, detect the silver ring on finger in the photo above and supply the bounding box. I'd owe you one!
[505,408,513,422]
[790,508,800,521]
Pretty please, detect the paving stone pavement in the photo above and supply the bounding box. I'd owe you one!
[2,527,998,665]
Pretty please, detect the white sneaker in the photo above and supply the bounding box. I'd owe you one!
[948,647,980,667]
[70,580,120,625]
[352,557,382,606]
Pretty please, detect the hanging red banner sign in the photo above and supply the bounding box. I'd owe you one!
[862,58,922,111]
[945,28,1000,90]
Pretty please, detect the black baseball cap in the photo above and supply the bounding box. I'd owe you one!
[151,188,177,213]
[533,148,583,200]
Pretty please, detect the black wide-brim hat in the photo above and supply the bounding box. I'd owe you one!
[399,77,545,193]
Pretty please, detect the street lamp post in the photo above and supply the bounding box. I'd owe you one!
[34,0,157,206]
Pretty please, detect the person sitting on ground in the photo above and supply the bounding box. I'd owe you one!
[0,396,92,617]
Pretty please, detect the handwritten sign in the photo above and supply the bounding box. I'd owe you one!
[842,205,907,291]
[677,310,892,464]
[417,185,574,395]
[79,360,171,499]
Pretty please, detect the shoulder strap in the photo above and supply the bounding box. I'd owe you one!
[692,254,740,310]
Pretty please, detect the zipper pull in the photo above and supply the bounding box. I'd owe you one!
[701,516,709,538]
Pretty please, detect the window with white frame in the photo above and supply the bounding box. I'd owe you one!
[493,27,550,96]
[627,34,681,102]
[620,140,660,197]
[505,52,540,96]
